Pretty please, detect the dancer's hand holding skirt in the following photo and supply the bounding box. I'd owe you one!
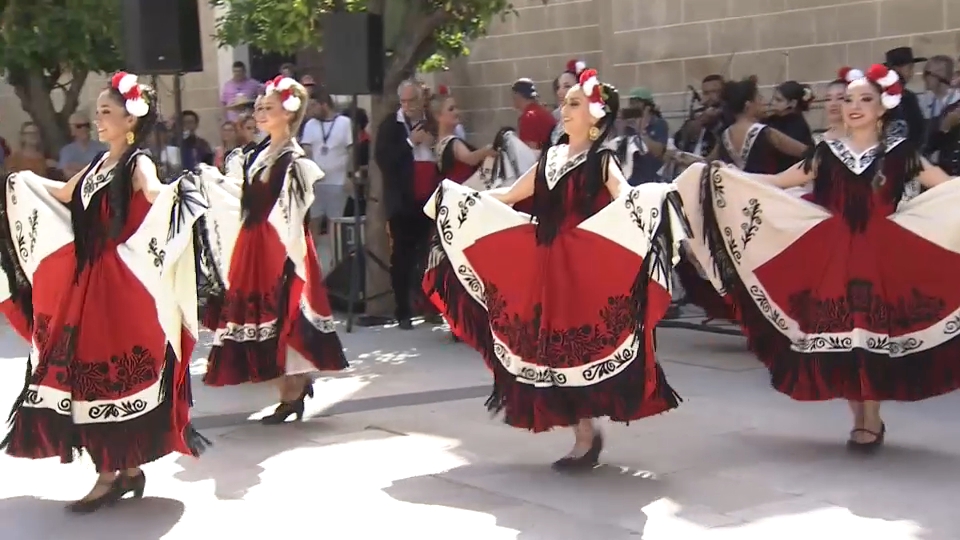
[0,170,210,470]
[422,179,688,431]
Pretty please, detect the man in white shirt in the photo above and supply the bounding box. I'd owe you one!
[301,92,353,266]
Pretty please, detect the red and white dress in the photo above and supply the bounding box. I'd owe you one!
[677,136,960,401]
[423,144,686,431]
[0,152,208,470]
[675,122,779,323]
[198,140,348,386]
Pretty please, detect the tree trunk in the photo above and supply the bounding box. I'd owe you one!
[9,68,88,156]
[361,0,450,317]
[363,92,396,317]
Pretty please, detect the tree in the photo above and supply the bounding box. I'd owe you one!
[0,0,124,154]
[211,0,535,316]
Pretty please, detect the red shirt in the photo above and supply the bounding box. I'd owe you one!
[518,102,556,149]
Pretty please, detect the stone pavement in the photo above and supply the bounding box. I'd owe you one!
[2,320,960,539]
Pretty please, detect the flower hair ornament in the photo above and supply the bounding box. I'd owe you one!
[265,75,303,112]
[839,64,902,109]
[566,59,586,76]
[577,68,608,120]
[436,84,450,96]
[111,72,150,118]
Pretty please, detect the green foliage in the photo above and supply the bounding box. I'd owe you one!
[0,0,123,84]
[210,0,523,74]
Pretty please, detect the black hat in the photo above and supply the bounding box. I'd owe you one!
[885,47,927,67]
[511,78,538,100]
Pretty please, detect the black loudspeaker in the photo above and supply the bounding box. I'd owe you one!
[249,47,296,83]
[121,0,203,74]
[321,13,384,94]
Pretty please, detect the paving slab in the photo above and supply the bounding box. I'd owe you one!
[2,320,960,538]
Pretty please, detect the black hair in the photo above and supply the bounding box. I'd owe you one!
[343,107,369,131]
[232,61,246,70]
[776,80,813,112]
[72,82,158,279]
[552,77,560,94]
[182,110,199,122]
[579,83,621,217]
[721,78,759,117]
[702,74,724,85]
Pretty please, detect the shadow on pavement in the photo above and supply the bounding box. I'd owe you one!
[172,421,340,501]
[0,495,184,539]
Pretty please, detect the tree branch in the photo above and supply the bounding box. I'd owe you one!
[59,68,88,122]
[387,10,451,84]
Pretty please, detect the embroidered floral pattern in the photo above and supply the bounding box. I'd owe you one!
[825,135,906,175]
[544,145,588,190]
[484,282,636,370]
[787,279,944,333]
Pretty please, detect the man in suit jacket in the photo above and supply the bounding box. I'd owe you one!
[374,80,438,329]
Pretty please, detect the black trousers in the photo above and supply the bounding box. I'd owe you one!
[388,211,432,320]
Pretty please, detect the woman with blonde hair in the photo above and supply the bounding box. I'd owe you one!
[197,75,348,423]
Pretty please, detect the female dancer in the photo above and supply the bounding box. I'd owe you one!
[199,76,348,423]
[423,68,684,468]
[816,72,848,143]
[546,60,586,149]
[676,78,812,323]
[765,80,815,173]
[430,90,496,185]
[676,64,960,450]
[0,72,208,510]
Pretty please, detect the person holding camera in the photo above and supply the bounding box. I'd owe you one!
[617,87,669,184]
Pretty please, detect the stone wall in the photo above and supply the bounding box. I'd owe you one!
[444,0,960,143]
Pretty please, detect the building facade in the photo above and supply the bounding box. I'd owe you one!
[2,0,958,147]
[443,0,960,141]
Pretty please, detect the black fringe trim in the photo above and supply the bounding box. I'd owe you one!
[3,343,210,470]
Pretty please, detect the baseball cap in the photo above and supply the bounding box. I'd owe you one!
[628,87,654,101]
[511,78,538,99]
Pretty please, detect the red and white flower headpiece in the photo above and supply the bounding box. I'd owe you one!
[566,59,586,76]
[111,72,150,118]
[839,64,903,109]
[265,75,303,112]
[576,68,607,119]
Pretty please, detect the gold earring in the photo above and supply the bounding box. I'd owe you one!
[126,131,135,145]
[588,126,600,141]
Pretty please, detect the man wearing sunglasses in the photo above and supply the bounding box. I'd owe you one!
[58,112,106,179]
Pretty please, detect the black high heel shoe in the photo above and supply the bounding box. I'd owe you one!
[552,434,604,472]
[66,477,125,514]
[260,382,314,425]
[118,470,146,499]
[847,423,886,453]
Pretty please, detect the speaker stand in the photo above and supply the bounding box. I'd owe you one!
[342,94,392,332]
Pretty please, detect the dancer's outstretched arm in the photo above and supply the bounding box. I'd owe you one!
[489,164,536,205]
